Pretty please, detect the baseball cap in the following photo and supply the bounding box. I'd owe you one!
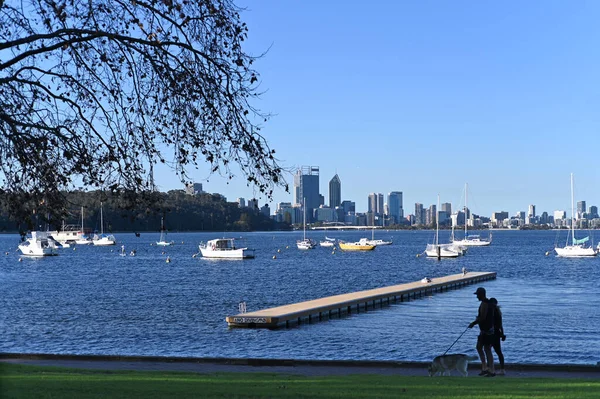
[473,287,486,295]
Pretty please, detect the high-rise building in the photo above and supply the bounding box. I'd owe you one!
[426,204,437,226]
[260,204,270,217]
[237,198,246,208]
[388,191,403,225]
[528,205,536,218]
[247,198,258,210]
[341,200,355,214]
[368,193,384,217]
[329,174,341,208]
[414,203,424,226]
[589,206,599,219]
[577,201,586,220]
[441,202,452,215]
[184,182,203,195]
[293,166,320,221]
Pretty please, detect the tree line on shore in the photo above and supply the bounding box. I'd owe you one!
[0,190,289,234]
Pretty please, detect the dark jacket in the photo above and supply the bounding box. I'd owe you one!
[473,298,495,333]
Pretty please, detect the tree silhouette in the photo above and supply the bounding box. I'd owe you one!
[0,0,285,223]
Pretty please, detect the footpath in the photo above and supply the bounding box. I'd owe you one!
[1,354,599,379]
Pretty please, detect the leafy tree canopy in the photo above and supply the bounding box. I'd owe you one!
[0,0,285,224]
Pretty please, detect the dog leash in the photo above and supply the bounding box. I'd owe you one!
[442,326,470,355]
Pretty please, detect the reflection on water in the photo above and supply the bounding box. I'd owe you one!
[1,230,599,365]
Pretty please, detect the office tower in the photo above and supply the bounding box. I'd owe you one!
[388,191,404,225]
[237,198,246,208]
[414,203,424,226]
[577,201,586,219]
[528,205,536,218]
[368,193,384,216]
[441,202,452,215]
[426,204,437,226]
[293,166,320,221]
[341,200,355,214]
[554,210,566,220]
[247,198,258,210]
[185,182,203,195]
[329,174,341,208]
[260,204,270,217]
[589,206,599,219]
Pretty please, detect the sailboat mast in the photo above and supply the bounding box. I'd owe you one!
[303,197,306,240]
[436,194,440,246]
[465,183,468,238]
[570,173,575,244]
[100,202,104,235]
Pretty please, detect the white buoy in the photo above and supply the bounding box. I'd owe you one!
[272,255,276,259]
[18,257,22,262]
[545,251,550,256]
[286,246,289,249]
[192,254,197,258]
[277,249,281,253]
[166,257,171,263]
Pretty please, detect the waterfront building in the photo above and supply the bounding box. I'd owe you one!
[528,204,536,218]
[440,202,452,215]
[247,198,258,211]
[237,197,246,208]
[589,206,599,219]
[491,211,509,227]
[316,206,336,222]
[260,204,270,217]
[414,203,424,226]
[426,204,437,226]
[388,191,404,224]
[341,200,355,215]
[438,210,449,225]
[329,174,341,208]
[185,182,203,195]
[293,166,320,222]
[368,193,384,219]
[577,200,586,220]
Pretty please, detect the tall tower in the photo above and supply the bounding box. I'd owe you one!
[293,166,320,221]
[329,174,341,208]
[388,192,404,224]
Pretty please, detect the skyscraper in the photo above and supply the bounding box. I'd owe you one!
[577,201,586,219]
[368,193,384,215]
[441,202,452,215]
[329,174,341,208]
[293,166,320,221]
[388,191,404,224]
[414,203,424,226]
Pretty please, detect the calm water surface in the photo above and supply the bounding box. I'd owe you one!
[1,230,599,365]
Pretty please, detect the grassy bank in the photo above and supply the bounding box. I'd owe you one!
[1,363,599,398]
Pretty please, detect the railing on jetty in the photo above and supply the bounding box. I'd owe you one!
[226,271,496,329]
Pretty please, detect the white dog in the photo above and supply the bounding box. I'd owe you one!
[428,354,479,377]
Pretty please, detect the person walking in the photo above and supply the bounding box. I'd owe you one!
[468,287,496,377]
[489,297,506,375]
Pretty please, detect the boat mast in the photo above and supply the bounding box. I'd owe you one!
[465,183,468,239]
[303,197,306,241]
[436,194,440,246]
[100,202,104,235]
[570,173,575,245]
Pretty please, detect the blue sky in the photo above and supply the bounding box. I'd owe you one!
[155,0,600,217]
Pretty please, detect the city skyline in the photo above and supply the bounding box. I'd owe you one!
[150,1,600,217]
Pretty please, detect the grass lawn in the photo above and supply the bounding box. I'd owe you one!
[1,363,599,398]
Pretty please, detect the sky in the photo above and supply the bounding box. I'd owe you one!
[154,0,600,218]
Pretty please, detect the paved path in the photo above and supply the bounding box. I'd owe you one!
[2,356,599,379]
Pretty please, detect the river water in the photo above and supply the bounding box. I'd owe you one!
[1,230,598,365]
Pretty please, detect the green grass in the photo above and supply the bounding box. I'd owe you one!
[1,363,599,398]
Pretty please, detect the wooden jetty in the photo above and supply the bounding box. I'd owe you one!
[226,271,496,329]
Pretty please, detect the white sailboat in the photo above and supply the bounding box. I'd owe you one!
[452,183,491,247]
[555,174,597,257]
[93,202,116,246]
[365,215,392,246]
[297,198,316,250]
[425,195,462,258]
[75,206,92,245]
[156,216,174,246]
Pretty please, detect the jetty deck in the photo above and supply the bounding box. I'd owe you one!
[226,271,496,328]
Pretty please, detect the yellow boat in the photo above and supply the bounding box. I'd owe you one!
[338,240,376,251]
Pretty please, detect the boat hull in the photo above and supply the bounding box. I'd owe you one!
[452,239,491,247]
[338,242,375,251]
[555,246,597,257]
[199,247,254,259]
[425,244,461,258]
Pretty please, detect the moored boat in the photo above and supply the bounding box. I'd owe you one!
[199,238,255,259]
[338,240,376,251]
[18,231,59,257]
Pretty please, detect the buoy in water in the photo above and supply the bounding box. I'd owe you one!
[166,257,171,263]
[192,254,197,258]
[18,257,22,262]
[286,246,289,249]
[416,254,421,257]
[277,249,281,253]
[331,251,335,254]
[545,251,550,256]
[272,255,276,259]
